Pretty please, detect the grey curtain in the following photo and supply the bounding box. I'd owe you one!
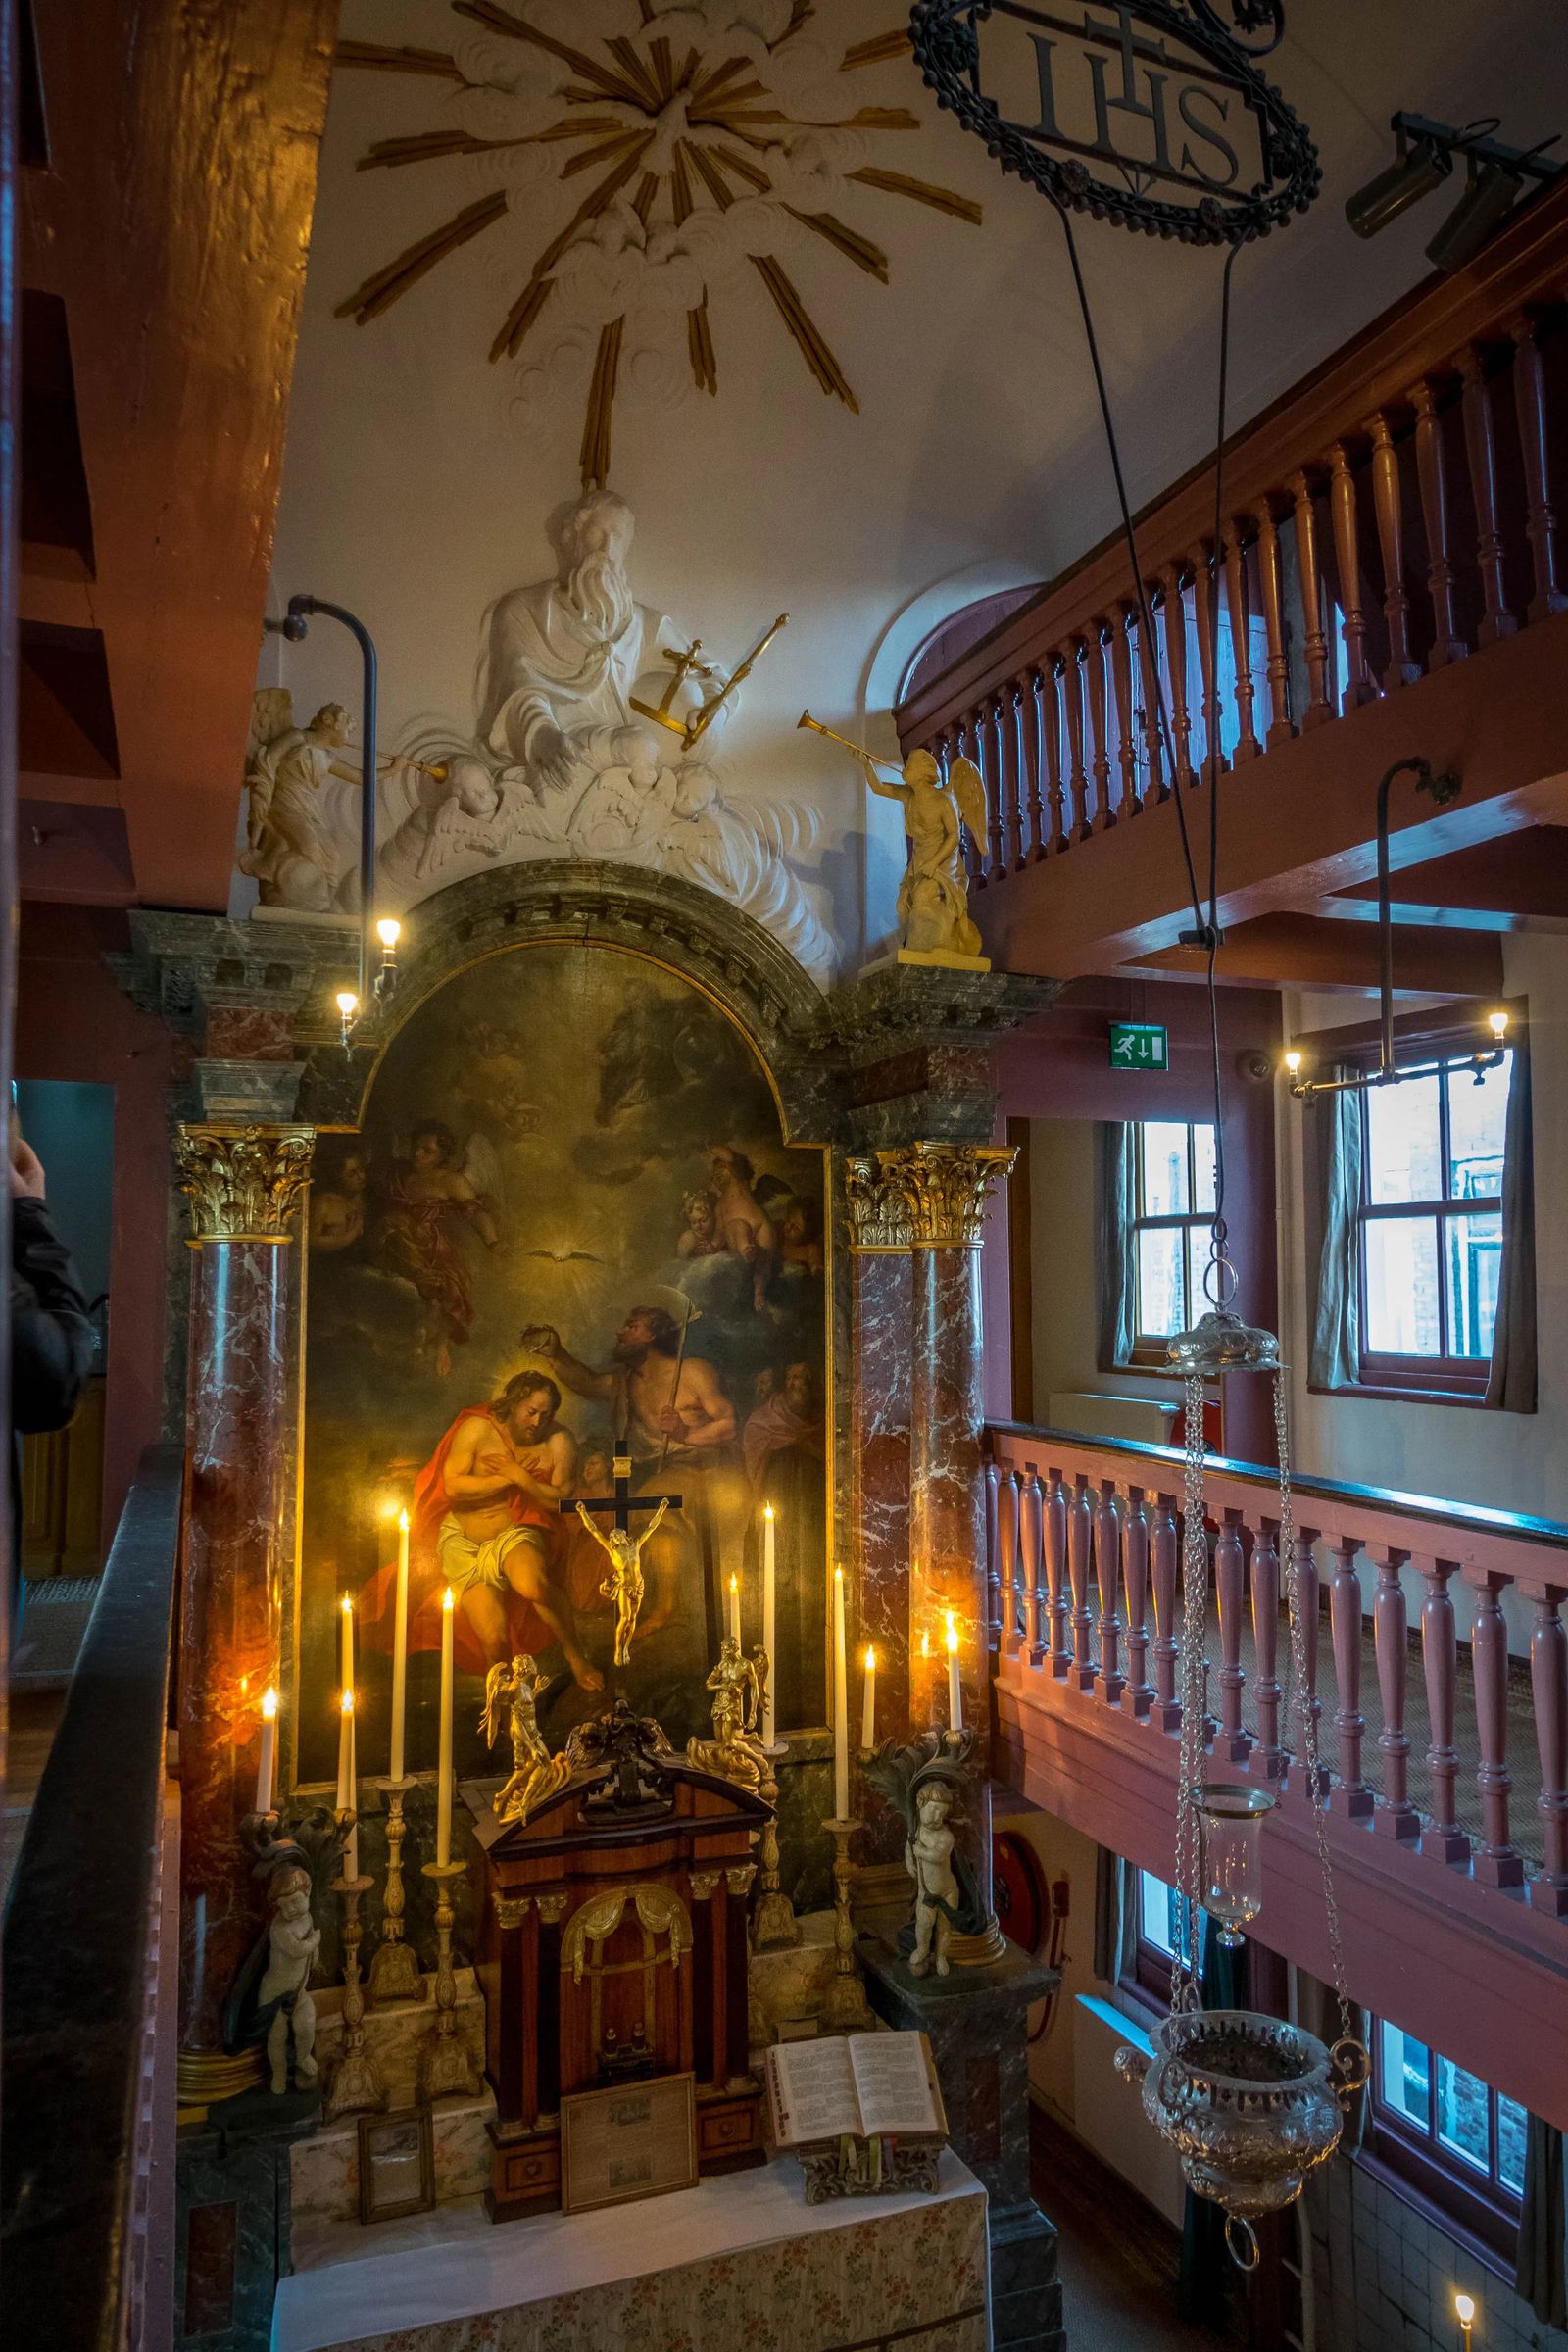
[1485,1035,1538,1412]
[1091,1844,1135,1985]
[1309,1080,1362,1390]
[1517,2114,1567,2328]
[1097,1122,1137,1370]
[1292,1965,1368,2155]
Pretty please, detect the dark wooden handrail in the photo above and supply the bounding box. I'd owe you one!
[987,1419,1568,1558]
[2,1442,183,2350]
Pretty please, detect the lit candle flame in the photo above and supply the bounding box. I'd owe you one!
[763,1500,774,1521]
[729,1572,738,1595]
[262,1687,278,1721]
[398,1506,410,1532]
[340,1689,354,1715]
[340,1593,353,1616]
[864,1644,875,1672]
[945,1610,958,1654]
[443,1586,455,1613]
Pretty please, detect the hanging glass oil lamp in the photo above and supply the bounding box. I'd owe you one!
[1116,1273,1369,2270]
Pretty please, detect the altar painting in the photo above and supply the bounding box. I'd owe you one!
[298,944,828,1785]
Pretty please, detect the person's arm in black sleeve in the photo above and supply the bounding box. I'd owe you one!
[12,1195,95,1435]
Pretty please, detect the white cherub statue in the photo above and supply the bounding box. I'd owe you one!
[258,1864,321,2095]
[906,1779,961,1978]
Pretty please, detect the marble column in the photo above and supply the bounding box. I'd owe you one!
[882,1142,1015,1936]
[844,1155,912,1865]
[173,1121,314,2109]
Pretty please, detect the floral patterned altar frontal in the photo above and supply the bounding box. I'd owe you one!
[298,941,828,1785]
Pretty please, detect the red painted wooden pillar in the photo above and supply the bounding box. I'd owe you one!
[1416,1556,1470,1867]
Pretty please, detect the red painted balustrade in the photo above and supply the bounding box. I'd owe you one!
[896,183,1568,956]
[983,1422,1568,2131]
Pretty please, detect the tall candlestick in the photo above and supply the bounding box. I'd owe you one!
[437,1585,455,1868]
[946,1609,963,1732]
[832,1565,849,1819]
[390,1507,410,1783]
[255,1687,277,1814]
[344,1696,360,1882]
[860,1646,876,1751]
[728,1570,742,1649]
[761,1502,777,1747]
[335,1687,353,1814]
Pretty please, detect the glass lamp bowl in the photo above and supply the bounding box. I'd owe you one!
[1195,1783,1278,1947]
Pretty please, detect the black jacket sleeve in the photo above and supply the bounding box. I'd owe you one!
[11,1197,96,1435]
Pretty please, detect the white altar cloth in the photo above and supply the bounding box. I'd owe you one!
[272,2147,989,2352]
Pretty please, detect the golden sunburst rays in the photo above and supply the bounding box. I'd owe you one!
[333,1,981,486]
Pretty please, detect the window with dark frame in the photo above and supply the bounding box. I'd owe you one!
[1355,1054,1510,1399]
[1366,2018,1527,2268]
[1126,1120,1218,1367]
[1124,1869,1201,2008]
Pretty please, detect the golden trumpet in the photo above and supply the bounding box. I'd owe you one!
[798,710,877,760]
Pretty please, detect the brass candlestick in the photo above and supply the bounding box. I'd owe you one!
[420,1859,480,2101]
[368,1777,423,2002]
[325,1874,388,2120]
[821,1815,874,2033]
[752,1740,801,1952]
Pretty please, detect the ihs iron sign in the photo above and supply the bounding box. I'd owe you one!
[908,1,1320,246]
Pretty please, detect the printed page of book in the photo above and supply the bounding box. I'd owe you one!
[848,2032,941,2138]
[769,2035,862,2145]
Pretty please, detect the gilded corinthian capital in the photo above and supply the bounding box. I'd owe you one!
[174,1124,315,1243]
[876,1142,1017,1248]
[844,1155,913,1253]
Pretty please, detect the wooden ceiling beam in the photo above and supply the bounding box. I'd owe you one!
[1127,912,1505,998]
[1303,828,1568,933]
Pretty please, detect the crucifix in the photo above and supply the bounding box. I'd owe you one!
[561,1455,683,1675]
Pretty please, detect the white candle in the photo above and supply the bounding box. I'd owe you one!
[860,1645,876,1751]
[390,1507,410,1783]
[335,1687,353,1813]
[728,1570,742,1650]
[345,1696,360,1881]
[946,1610,963,1732]
[339,1592,355,1722]
[832,1565,849,1819]
[437,1585,455,1868]
[761,1503,776,1748]
[256,1687,277,1814]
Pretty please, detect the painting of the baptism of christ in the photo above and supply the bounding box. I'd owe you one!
[297,944,828,1784]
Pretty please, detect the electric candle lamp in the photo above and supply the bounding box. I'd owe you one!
[1455,2290,1476,2346]
[946,1610,963,1731]
[761,1503,776,1747]
[1489,1009,1508,1040]
[390,1507,411,1783]
[375,916,401,948]
[335,990,359,1019]
[255,1687,277,1815]
[832,1566,849,1817]
[728,1570,742,1649]
[1284,1048,1302,1077]
[437,1586,456,1868]
[861,1644,876,1750]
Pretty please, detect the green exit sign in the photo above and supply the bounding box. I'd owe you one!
[1109,1021,1169,1071]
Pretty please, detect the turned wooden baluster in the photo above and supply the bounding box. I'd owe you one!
[1327,441,1378,710]
[1084,621,1112,833]
[1004,680,1028,869]
[1255,502,1294,747]
[1213,1510,1251,1762]
[997,1464,1021,1655]
[1223,521,1261,760]
[1191,541,1224,778]
[1416,1556,1469,1865]
[1158,564,1196,787]
[1368,409,1422,686]
[1460,345,1519,644]
[1020,1469,1044,1664]
[1251,1516,1284,1779]
[1371,1545,1419,1838]
[1067,1472,1096,1690]
[1041,656,1068,853]
[1151,1491,1181,1731]
[1021,672,1046,865]
[954,711,982,887]
[1511,311,1568,621]
[1290,470,1334,728]
[1062,641,1091,842]
[984,1458,1001,1636]
[1135,596,1167,800]
[1123,1487,1152,1718]
[1045,1469,1071,1675]
[1526,1580,1568,1916]
[1095,1481,1124,1704]
[985,693,1007,879]
[1291,1529,1327,1796]
[1111,605,1140,820]
[1410,377,1467,666]
[1469,1570,1525,1886]
[1328,1537,1373,1814]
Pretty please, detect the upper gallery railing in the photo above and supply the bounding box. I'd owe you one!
[1,1444,183,2351]
[984,1423,1568,1932]
[896,182,1568,885]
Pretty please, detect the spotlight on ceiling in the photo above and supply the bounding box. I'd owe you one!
[1346,113,1561,270]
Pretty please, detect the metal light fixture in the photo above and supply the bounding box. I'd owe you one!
[1285,759,1509,1100]
[374,915,401,1002]
[1347,113,1560,270]
[1195,1785,1276,1946]
[1455,2289,1477,2347]
[335,990,360,1054]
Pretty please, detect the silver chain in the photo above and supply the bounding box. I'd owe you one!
[1172,1370,1210,2017]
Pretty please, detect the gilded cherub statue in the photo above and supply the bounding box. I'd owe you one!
[799,713,987,964]
[481,1653,574,1825]
[572,1494,673,1667]
[685,1635,766,1789]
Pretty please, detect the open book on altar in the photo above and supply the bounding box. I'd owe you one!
[764,2031,947,2150]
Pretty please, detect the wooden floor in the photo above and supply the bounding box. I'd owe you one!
[2,1686,67,1902]
[1030,2106,1243,2352]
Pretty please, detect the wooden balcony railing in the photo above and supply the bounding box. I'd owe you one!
[897,182,1568,898]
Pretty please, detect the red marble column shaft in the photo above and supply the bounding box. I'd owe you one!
[847,1172,912,1863]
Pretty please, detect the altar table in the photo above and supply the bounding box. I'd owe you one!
[271,2147,990,2352]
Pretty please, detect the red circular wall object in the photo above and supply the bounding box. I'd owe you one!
[993,1829,1050,1955]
